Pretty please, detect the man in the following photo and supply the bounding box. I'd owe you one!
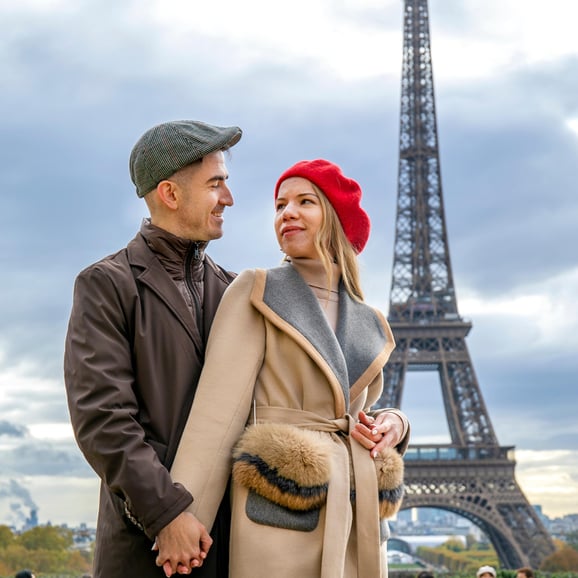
[516,568,534,578]
[476,565,497,578]
[64,119,242,578]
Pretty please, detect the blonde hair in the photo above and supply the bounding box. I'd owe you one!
[313,185,364,302]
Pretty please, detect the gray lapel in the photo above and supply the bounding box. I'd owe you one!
[262,264,391,408]
[335,285,390,386]
[263,264,350,406]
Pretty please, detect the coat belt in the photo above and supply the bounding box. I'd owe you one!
[255,406,383,578]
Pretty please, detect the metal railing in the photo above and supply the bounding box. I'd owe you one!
[404,444,515,462]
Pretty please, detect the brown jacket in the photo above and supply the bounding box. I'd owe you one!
[171,264,409,578]
[64,226,234,578]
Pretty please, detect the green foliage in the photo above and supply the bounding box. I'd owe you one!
[17,526,73,551]
[415,536,498,574]
[444,537,465,552]
[0,543,30,573]
[0,527,13,550]
[540,544,578,572]
[0,525,91,576]
[391,531,578,578]
[416,544,498,573]
[390,567,578,578]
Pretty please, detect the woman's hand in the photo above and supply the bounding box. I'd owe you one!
[350,410,404,458]
[154,511,213,576]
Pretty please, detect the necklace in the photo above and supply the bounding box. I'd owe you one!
[308,283,338,294]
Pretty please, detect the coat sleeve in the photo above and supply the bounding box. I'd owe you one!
[64,262,192,539]
[362,372,411,456]
[170,269,266,531]
[363,309,411,454]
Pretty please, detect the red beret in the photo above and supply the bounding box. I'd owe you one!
[274,159,371,253]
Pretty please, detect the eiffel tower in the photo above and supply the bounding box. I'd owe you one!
[377,0,555,569]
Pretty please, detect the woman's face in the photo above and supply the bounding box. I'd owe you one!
[275,177,324,260]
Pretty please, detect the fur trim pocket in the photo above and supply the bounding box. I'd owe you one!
[232,423,333,511]
[375,447,405,518]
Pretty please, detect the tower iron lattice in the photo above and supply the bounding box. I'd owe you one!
[378,0,555,569]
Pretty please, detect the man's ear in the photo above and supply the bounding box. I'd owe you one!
[156,180,179,210]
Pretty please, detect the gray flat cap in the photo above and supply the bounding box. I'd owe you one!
[129,119,242,197]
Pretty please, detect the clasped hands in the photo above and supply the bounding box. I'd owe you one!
[154,511,212,576]
[350,410,404,458]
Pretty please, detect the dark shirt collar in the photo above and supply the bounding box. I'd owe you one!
[139,218,208,280]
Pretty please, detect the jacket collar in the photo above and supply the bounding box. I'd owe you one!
[139,219,208,280]
[124,222,231,354]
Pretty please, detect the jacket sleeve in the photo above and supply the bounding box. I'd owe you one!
[170,269,266,531]
[64,262,192,539]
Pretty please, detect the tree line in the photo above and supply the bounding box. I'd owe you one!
[0,524,91,577]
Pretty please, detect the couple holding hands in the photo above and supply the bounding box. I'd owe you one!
[64,119,410,578]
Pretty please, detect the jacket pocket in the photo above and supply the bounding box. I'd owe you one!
[232,422,333,529]
[245,490,320,532]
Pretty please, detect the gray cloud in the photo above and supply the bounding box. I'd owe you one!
[0,421,28,438]
[17,441,91,477]
[0,437,92,478]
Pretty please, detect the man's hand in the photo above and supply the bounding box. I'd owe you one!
[154,511,213,576]
[350,410,404,458]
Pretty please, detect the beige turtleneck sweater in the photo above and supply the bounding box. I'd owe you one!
[290,257,340,331]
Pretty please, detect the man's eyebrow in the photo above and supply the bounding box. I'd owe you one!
[206,174,228,183]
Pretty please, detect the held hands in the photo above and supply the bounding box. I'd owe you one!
[350,410,404,459]
[154,511,213,576]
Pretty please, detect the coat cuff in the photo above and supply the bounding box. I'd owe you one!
[377,408,410,453]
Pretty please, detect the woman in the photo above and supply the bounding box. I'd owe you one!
[165,159,410,577]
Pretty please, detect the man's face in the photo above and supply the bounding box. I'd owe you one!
[170,150,233,241]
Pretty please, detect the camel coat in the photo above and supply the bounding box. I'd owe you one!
[171,263,408,578]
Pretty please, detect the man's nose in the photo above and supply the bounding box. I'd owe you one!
[221,184,234,206]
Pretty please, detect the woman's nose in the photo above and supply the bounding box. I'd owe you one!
[282,202,297,219]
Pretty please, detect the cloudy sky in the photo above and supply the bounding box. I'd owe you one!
[1,0,577,529]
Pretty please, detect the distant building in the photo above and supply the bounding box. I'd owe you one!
[23,509,38,531]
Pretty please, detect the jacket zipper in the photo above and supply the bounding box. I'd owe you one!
[185,242,204,341]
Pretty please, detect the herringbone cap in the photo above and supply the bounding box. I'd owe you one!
[129,120,242,197]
